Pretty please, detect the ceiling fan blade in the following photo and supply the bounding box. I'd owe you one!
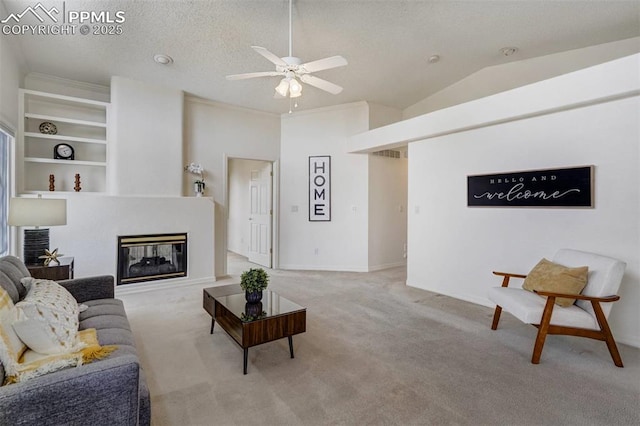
[251,46,288,67]
[300,56,348,73]
[226,71,283,81]
[300,74,343,95]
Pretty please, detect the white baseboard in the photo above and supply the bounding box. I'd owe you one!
[614,333,640,348]
[279,264,369,273]
[115,276,216,296]
[406,279,491,307]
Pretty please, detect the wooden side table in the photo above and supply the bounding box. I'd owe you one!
[27,257,74,280]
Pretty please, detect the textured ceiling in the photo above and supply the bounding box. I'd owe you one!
[3,0,639,114]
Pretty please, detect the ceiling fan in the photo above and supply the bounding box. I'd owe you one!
[226,0,347,99]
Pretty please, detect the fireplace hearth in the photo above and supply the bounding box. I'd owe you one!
[117,233,187,285]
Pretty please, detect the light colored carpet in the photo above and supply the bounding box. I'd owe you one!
[120,253,640,425]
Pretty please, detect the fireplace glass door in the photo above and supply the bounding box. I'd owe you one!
[117,233,187,285]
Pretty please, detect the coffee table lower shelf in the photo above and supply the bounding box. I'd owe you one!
[203,285,306,374]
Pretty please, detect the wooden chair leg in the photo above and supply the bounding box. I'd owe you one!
[532,297,556,364]
[592,301,624,368]
[491,306,503,330]
[491,275,512,331]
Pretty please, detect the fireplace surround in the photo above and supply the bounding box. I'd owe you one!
[117,233,187,285]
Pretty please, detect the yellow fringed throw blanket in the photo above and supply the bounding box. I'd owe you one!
[77,329,118,362]
[5,328,117,385]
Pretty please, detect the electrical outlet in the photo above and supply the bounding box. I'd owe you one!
[414,205,420,214]
[314,248,319,255]
[291,205,298,213]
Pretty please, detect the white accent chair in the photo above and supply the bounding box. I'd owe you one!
[488,249,626,367]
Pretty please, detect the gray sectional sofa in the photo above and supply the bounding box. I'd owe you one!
[0,255,150,426]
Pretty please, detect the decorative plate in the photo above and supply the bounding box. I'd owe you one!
[39,121,58,135]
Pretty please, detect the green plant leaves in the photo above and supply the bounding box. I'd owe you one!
[240,268,269,292]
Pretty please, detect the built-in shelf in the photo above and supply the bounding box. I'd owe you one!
[21,89,109,108]
[24,157,107,167]
[24,113,107,128]
[19,89,110,193]
[24,132,107,145]
[22,190,105,195]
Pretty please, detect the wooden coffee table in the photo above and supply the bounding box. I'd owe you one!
[203,284,306,374]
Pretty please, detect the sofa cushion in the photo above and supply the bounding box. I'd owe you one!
[83,299,124,308]
[0,255,30,303]
[13,279,82,354]
[0,287,28,378]
[488,286,598,329]
[79,300,127,321]
[80,315,132,332]
[522,258,588,307]
[95,328,136,347]
[0,277,20,305]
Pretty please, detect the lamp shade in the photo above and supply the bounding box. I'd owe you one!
[8,198,67,227]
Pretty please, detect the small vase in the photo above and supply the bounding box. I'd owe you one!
[245,290,263,303]
[194,181,205,197]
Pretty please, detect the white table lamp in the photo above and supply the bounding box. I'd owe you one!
[8,195,67,265]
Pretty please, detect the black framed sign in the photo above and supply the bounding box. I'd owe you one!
[467,165,594,208]
[309,156,331,221]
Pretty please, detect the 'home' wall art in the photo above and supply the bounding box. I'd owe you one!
[309,156,331,221]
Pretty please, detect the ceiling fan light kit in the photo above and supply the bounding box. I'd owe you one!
[226,0,347,101]
[275,78,290,97]
[289,78,302,97]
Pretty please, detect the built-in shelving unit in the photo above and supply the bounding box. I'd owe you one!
[18,89,110,194]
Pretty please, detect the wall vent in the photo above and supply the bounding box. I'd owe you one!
[372,149,401,159]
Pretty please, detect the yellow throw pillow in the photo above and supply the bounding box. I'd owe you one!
[0,287,28,377]
[522,258,588,307]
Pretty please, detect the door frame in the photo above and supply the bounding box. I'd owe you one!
[222,154,279,276]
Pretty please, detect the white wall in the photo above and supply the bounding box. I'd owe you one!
[110,76,183,196]
[46,194,215,287]
[184,97,280,276]
[0,6,25,133]
[368,153,407,270]
[404,36,640,119]
[406,59,639,346]
[228,158,268,256]
[279,102,370,271]
[368,102,402,130]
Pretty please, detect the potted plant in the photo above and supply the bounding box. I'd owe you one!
[240,268,269,303]
[184,162,206,197]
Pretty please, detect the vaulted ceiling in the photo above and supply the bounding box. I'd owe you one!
[3,0,639,114]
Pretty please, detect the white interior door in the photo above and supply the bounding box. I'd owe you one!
[247,162,272,267]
